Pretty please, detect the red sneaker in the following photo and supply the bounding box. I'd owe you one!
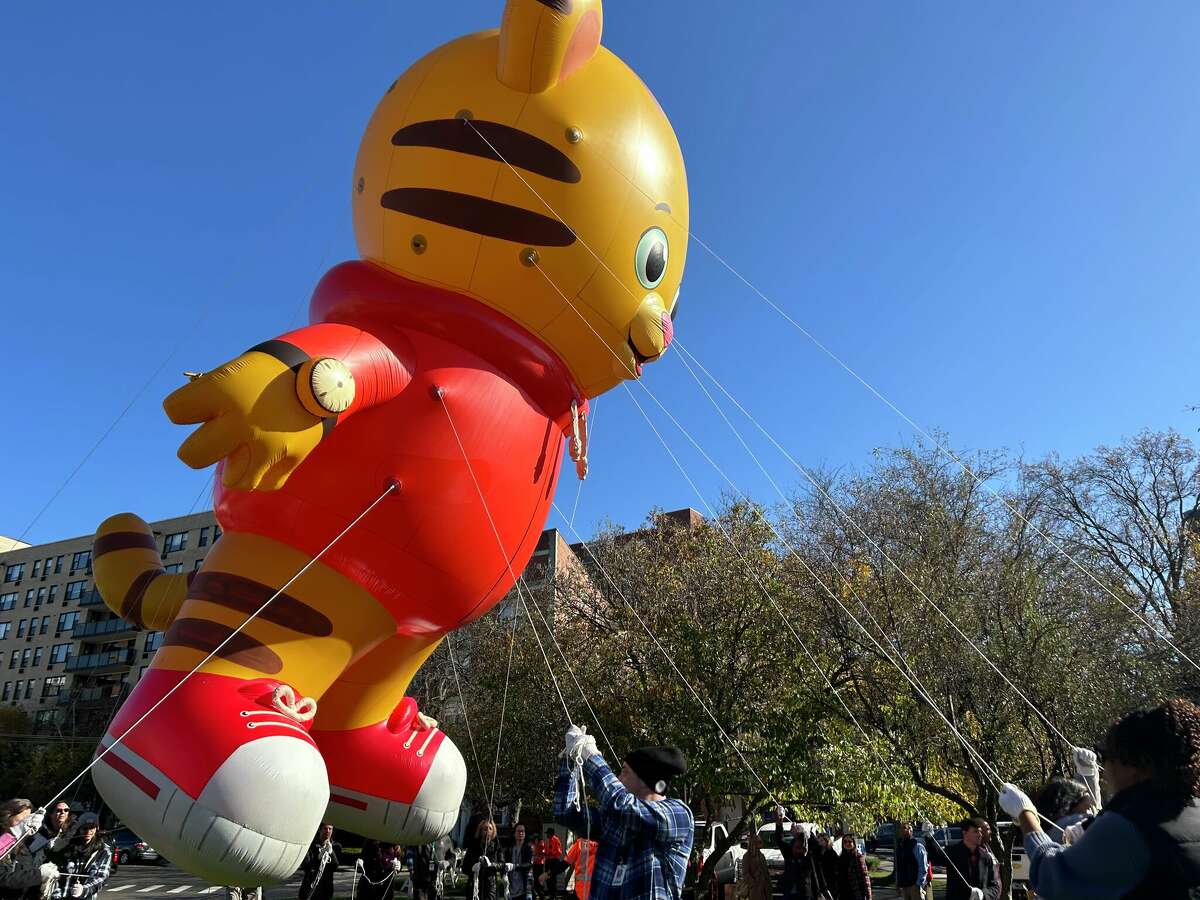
[92,669,329,886]
[313,697,466,843]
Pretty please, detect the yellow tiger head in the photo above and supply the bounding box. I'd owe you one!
[352,0,688,398]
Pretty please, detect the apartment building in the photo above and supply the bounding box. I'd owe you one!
[0,512,216,735]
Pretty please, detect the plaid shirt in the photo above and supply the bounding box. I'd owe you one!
[553,755,693,900]
[52,841,112,899]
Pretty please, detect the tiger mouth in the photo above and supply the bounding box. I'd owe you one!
[627,336,654,377]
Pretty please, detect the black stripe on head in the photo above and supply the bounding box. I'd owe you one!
[381,188,577,247]
[392,120,581,184]
[249,340,308,371]
[536,0,573,11]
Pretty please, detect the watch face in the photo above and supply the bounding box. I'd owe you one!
[310,358,355,414]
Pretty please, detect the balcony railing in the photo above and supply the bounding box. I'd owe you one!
[64,648,136,674]
[72,616,138,639]
[56,684,128,706]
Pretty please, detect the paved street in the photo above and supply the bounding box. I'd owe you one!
[100,862,384,899]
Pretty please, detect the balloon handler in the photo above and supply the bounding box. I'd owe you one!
[82,0,690,888]
[552,727,694,900]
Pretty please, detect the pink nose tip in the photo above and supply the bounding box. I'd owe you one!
[660,311,674,349]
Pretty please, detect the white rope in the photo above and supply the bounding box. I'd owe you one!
[435,389,574,725]
[516,581,618,759]
[489,599,521,813]
[271,684,317,722]
[464,117,1073,831]
[671,339,1084,755]
[548,502,779,805]
[446,634,495,815]
[587,142,1200,676]
[25,482,398,826]
[568,401,598,529]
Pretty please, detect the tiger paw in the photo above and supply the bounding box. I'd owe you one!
[92,669,329,886]
[312,697,466,843]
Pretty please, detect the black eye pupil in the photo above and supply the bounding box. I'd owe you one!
[645,242,666,284]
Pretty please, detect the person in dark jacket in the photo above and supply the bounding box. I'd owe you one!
[50,815,110,900]
[37,806,74,870]
[809,833,838,898]
[505,825,534,900]
[772,813,820,900]
[358,839,401,900]
[464,819,501,900]
[895,822,928,900]
[834,834,870,900]
[1002,697,1200,899]
[410,842,446,900]
[928,819,1000,900]
[298,824,341,900]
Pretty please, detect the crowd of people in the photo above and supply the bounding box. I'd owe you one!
[3,696,1199,899]
[0,801,111,900]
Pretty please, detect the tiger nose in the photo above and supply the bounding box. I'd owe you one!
[628,293,672,361]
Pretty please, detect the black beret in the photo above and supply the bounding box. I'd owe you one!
[625,746,687,792]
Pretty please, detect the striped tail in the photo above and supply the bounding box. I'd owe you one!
[93,513,191,631]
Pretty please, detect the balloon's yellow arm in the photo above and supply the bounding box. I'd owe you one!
[164,324,412,493]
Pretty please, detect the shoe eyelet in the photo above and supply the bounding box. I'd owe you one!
[240,711,250,717]
[247,722,257,729]
[403,737,415,749]
[416,750,424,757]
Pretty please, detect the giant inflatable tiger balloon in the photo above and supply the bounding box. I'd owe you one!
[89,0,688,884]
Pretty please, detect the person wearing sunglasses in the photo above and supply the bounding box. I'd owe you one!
[1001,698,1200,898]
[38,805,74,867]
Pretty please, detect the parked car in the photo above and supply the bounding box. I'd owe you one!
[692,820,743,889]
[997,821,1031,899]
[109,829,160,866]
[867,822,897,852]
[755,821,864,874]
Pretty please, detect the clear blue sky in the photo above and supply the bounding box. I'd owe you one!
[3,2,1198,545]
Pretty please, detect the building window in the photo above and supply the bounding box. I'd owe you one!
[8,652,16,670]
[3,564,23,584]
[198,527,210,547]
[32,561,41,578]
[24,681,34,700]
[32,648,43,667]
[12,680,21,700]
[1,683,9,701]
[0,623,9,640]
[33,709,55,728]
[35,588,45,608]
[70,551,91,574]
[64,582,86,602]
[27,619,36,637]
[193,558,204,571]
[42,676,65,698]
[144,631,164,654]
[163,532,188,554]
[21,649,31,668]
[23,590,33,608]
[214,526,222,541]
[16,621,25,638]
[0,594,13,612]
[164,563,183,575]
[49,644,70,665]
[47,585,57,604]
[40,616,48,634]
[53,556,63,574]
[56,612,79,634]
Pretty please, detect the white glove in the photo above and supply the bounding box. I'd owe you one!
[1074,747,1099,778]
[504,863,515,873]
[969,890,984,900]
[38,863,57,881]
[24,810,44,834]
[775,805,786,819]
[562,725,597,761]
[393,858,404,873]
[1062,823,1085,845]
[70,882,84,898]
[1000,783,1036,819]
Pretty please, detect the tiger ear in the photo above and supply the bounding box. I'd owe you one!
[498,0,604,94]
